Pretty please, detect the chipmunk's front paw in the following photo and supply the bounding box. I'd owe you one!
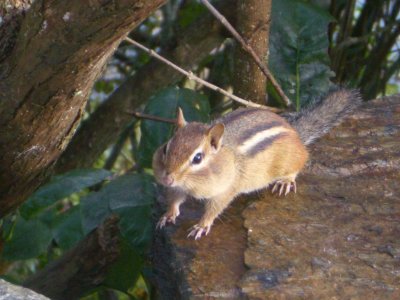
[156,212,179,229]
[271,179,297,196]
[187,223,212,240]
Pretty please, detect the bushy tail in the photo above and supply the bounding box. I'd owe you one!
[290,89,362,145]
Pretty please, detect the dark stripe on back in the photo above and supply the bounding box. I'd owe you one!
[221,108,260,125]
[246,133,288,157]
[238,121,282,144]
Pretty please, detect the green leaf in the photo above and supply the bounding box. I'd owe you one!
[3,216,53,261]
[80,173,155,250]
[21,169,112,219]
[269,0,335,110]
[103,238,143,293]
[80,190,111,235]
[137,87,210,168]
[108,174,155,210]
[52,206,84,250]
[108,174,155,252]
[309,0,331,10]
[115,206,153,253]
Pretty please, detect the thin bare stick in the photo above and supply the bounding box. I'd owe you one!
[124,37,278,110]
[199,0,292,107]
[127,111,177,124]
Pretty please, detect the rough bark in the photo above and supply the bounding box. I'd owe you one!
[152,95,400,299]
[24,217,120,300]
[233,0,271,105]
[55,0,235,173]
[0,0,166,217]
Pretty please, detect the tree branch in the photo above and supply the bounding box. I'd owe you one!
[55,0,234,173]
[103,123,134,170]
[199,0,291,107]
[360,21,400,98]
[127,111,176,124]
[232,0,271,106]
[0,0,166,217]
[125,38,266,109]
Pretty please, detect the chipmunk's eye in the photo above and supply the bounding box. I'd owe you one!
[162,144,167,156]
[192,152,203,165]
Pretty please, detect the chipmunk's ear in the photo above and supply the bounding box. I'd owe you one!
[176,107,187,128]
[207,123,225,152]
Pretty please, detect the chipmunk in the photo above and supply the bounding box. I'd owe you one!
[153,89,361,239]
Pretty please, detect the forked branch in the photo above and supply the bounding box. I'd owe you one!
[199,0,291,107]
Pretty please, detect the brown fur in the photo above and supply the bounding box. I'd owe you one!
[154,89,360,239]
[153,107,309,238]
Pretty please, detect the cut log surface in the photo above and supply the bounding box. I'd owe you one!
[152,95,400,299]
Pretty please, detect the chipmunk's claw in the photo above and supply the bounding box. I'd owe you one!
[156,214,177,229]
[271,180,297,196]
[187,224,211,240]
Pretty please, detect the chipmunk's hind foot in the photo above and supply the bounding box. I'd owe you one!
[187,224,211,240]
[271,178,297,196]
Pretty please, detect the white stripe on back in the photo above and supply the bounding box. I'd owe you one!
[237,127,289,154]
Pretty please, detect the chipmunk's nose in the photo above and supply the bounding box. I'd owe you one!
[163,174,174,186]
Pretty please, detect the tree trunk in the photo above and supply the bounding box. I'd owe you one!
[55,0,235,173]
[233,0,272,105]
[0,0,166,217]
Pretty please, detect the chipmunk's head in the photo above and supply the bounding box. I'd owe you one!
[152,108,225,191]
